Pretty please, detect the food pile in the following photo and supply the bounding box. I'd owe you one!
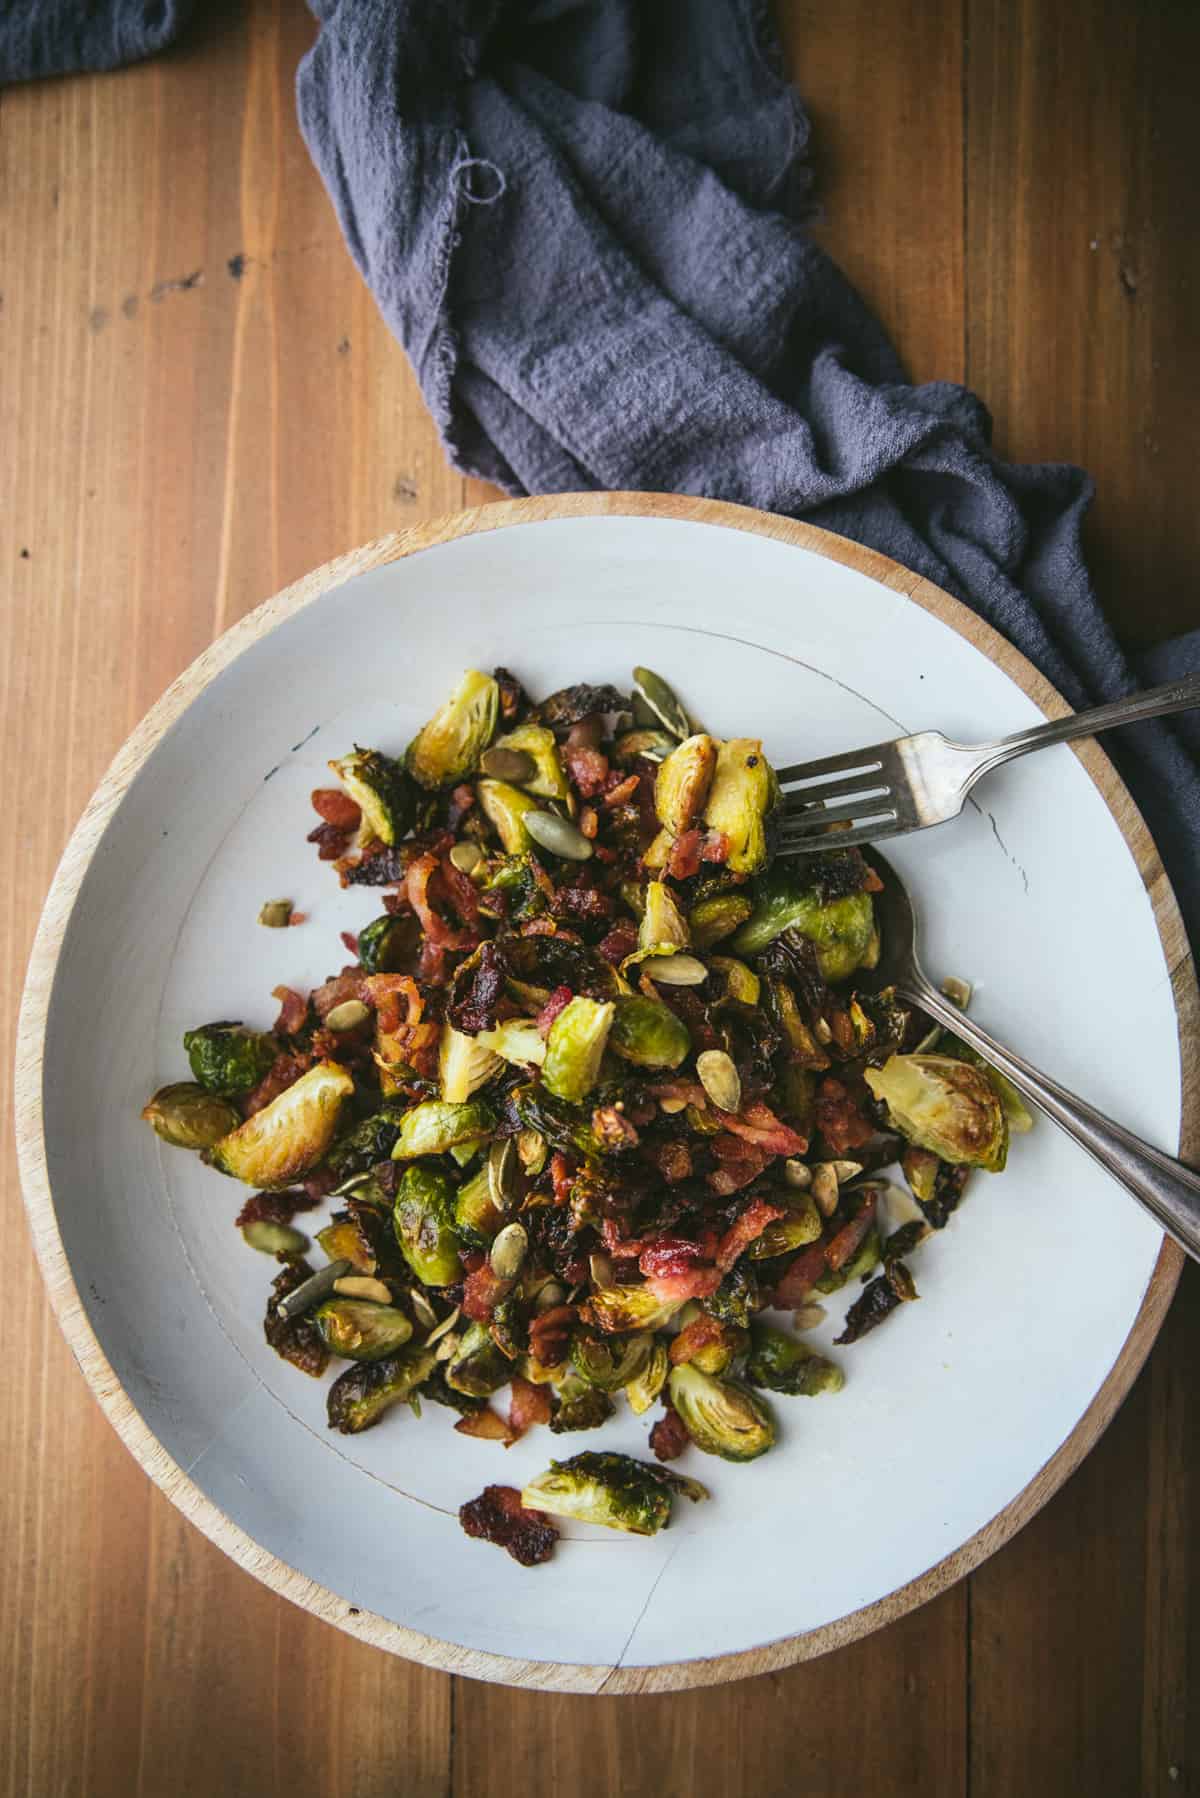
[144,667,1027,1564]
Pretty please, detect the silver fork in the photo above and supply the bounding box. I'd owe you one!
[775,671,1200,853]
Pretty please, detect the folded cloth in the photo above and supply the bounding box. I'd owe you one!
[297,0,1198,942]
[0,0,194,81]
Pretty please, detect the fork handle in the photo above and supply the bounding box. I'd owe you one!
[900,976,1200,1262]
[961,670,1200,781]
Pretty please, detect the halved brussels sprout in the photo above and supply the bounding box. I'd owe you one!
[476,1017,546,1068]
[329,747,416,845]
[405,669,500,789]
[549,1377,615,1434]
[210,1060,354,1186]
[640,881,690,951]
[624,1339,670,1415]
[583,1284,686,1335]
[608,995,691,1070]
[521,1450,708,1536]
[689,892,753,949]
[444,1319,510,1397]
[667,1364,776,1462]
[644,733,718,866]
[672,1305,748,1375]
[454,1165,505,1245]
[142,1082,241,1150]
[702,738,774,875]
[324,1102,408,1183]
[864,1053,1008,1171]
[357,912,420,975]
[313,1298,414,1362]
[327,1345,436,1433]
[491,723,569,800]
[746,1194,822,1259]
[541,996,615,1103]
[184,1023,278,1097]
[569,1329,653,1392]
[393,1164,465,1286]
[439,1024,503,1104]
[476,777,539,854]
[939,1037,1035,1135]
[316,1212,378,1273]
[733,863,877,979]
[746,1321,844,1396]
[391,1098,496,1159]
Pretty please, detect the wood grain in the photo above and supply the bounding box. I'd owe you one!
[1,0,1197,1792]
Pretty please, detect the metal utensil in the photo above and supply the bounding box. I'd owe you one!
[861,850,1200,1262]
[775,671,1200,853]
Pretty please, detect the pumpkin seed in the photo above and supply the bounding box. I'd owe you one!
[613,728,676,766]
[644,953,708,987]
[828,1159,864,1184]
[516,1128,547,1176]
[333,1274,393,1304]
[793,1303,826,1331]
[813,1016,833,1044]
[257,898,294,929]
[941,975,972,1009]
[811,1164,840,1215]
[657,1095,689,1115]
[525,809,594,861]
[242,1219,309,1256]
[480,746,538,783]
[275,1259,351,1321]
[534,1280,567,1313]
[489,1221,528,1281]
[589,1251,615,1290]
[434,1331,461,1362]
[695,1049,741,1114]
[325,998,370,1032]
[487,1136,519,1212]
[449,839,484,874]
[409,1287,438,1330]
[783,1158,812,1190]
[632,666,691,739]
[425,1303,461,1345]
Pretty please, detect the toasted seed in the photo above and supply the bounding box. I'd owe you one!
[632,666,691,740]
[425,1304,461,1345]
[275,1259,351,1321]
[813,1016,833,1044]
[333,1275,392,1303]
[242,1219,309,1256]
[487,1136,518,1213]
[325,998,370,1032]
[516,1128,547,1175]
[589,1251,615,1290]
[449,839,483,874]
[645,953,708,987]
[258,898,294,929]
[696,1049,741,1115]
[811,1164,840,1215]
[489,1222,529,1281]
[434,1331,461,1362]
[330,1170,374,1198]
[941,975,972,1009]
[793,1303,827,1331]
[534,1280,567,1313]
[409,1287,438,1330]
[783,1158,812,1190]
[480,745,538,783]
[828,1159,864,1184]
[658,1095,689,1115]
[525,809,594,861]
[613,728,676,766]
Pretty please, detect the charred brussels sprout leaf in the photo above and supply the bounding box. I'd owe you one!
[453,1165,505,1245]
[584,1285,686,1335]
[210,1060,354,1187]
[530,682,626,733]
[393,1164,465,1286]
[747,1194,822,1259]
[417,1364,486,1416]
[476,778,539,854]
[490,723,569,800]
[865,1054,1008,1171]
[746,1322,844,1397]
[702,1263,761,1327]
[667,1363,776,1461]
[569,1330,653,1392]
[357,912,421,975]
[142,1082,241,1150]
[733,862,877,978]
[265,1260,331,1378]
[902,1145,971,1229]
[703,738,775,874]
[445,1320,511,1397]
[476,1017,546,1068]
[184,1023,278,1097]
[541,996,614,1103]
[624,1338,670,1415]
[391,1098,496,1159]
[549,1377,615,1433]
[439,1024,502,1104]
[521,1451,707,1535]
[512,1083,603,1159]
[405,669,500,789]
[329,748,416,846]
[689,892,753,949]
[324,1101,408,1181]
[313,1298,414,1361]
[316,1211,379,1272]
[327,1345,436,1433]
[608,996,691,1070]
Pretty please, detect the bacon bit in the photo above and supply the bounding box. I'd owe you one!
[666,828,704,880]
[417,939,449,985]
[243,1052,310,1116]
[459,1484,558,1565]
[721,1098,807,1156]
[700,830,730,864]
[552,879,614,926]
[825,1191,878,1272]
[716,1197,785,1271]
[340,931,360,957]
[439,852,481,926]
[312,968,362,1021]
[706,1134,771,1195]
[271,985,309,1036]
[643,1137,693,1184]
[863,864,884,893]
[287,911,308,927]
[454,1407,519,1446]
[234,1188,320,1228]
[528,1304,576,1367]
[639,1238,722,1302]
[462,1262,511,1322]
[669,1313,729,1366]
[537,985,574,1036]
[550,1152,574,1205]
[597,919,638,965]
[579,805,599,840]
[649,1402,690,1462]
[592,1105,639,1151]
[447,783,476,830]
[406,850,474,950]
[308,821,351,861]
[772,1240,830,1308]
[360,972,422,1036]
[301,1163,339,1201]
[563,745,610,797]
[508,1376,552,1439]
[815,1076,875,1154]
[311,788,361,831]
[603,774,640,808]
[599,1217,652,1259]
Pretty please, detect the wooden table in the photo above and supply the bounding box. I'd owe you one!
[2,3,1196,1792]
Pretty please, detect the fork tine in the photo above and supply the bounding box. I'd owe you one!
[775,818,907,854]
[777,796,899,834]
[779,770,895,815]
[774,742,892,786]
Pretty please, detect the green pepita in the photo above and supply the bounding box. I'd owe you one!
[325,999,370,1032]
[695,1049,741,1115]
[644,953,709,987]
[525,809,594,861]
[480,746,538,783]
[449,839,484,874]
[489,1221,529,1281]
[632,666,691,739]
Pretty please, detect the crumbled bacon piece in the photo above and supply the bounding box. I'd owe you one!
[592,1105,639,1151]
[552,880,614,927]
[508,1376,552,1439]
[311,788,361,831]
[527,1304,576,1367]
[287,911,307,927]
[454,1408,519,1446]
[863,864,884,893]
[597,919,638,965]
[649,1402,690,1463]
[666,828,703,880]
[308,821,350,861]
[700,830,730,863]
[563,745,610,797]
[550,1152,574,1205]
[603,774,640,808]
[459,1484,558,1565]
[639,1237,722,1302]
[340,931,359,957]
[234,1188,319,1228]
[721,1099,807,1156]
[716,1197,784,1271]
[406,850,475,950]
[243,1052,310,1116]
[462,1263,512,1322]
[705,1134,770,1195]
[447,783,476,830]
[815,1077,875,1154]
[537,985,574,1036]
[439,852,481,926]
[312,968,362,1020]
[271,985,308,1037]
[824,1191,878,1272]
[771,1240,830,1308]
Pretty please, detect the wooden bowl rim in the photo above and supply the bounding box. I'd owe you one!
[14,491,1194,1694]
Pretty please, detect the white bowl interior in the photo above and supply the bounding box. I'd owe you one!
[39,514,1176,1674]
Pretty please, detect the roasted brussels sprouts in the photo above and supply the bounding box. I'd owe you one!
[438,1024,502,1104]
[326,1345,436,1433]
[328,747,416,845]
[569,1329,653,1392]
[689,892,753,949]
[624,1338,670,1415]
[391,1098,496,1159]
[393,1164,465,1286]
[608,995,691,1070]
[490,723,569,800]
[476,1017,546,1068]
[583,1284,686,1334]
[444,1320,511,1397]
[324,1102,407,1181]
[453,1164,505,1244]
[357,912,420,975]
[667,1364,776,1461]
[405,669,500,789]
[746,1322,844,1397]
[313,1298,414,1361]
[814,1227,881,1293]
[644,733,718,866]
[702,1262,761,1327]
[416,1363,486,1417]
[733,863,877,978]
[521,1451,707,1535]
[746,1194,822,1259]
[210,1060,354,1186]
[476,778,539,854]
[640,880,690,952]
[672,1305,748,1374]
[939,1037,1035,1135]
[512,1082,604,1160]
[142,1082,241,1150]
[531,681,626,732]
[541,996,615,1103]
[702,738,775,874]
[864,1053,1008,1171]
[549,1379,615,1434]
[316,1210,378,1272]
[708,954,761,1007]
[184,1023,278,1097]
